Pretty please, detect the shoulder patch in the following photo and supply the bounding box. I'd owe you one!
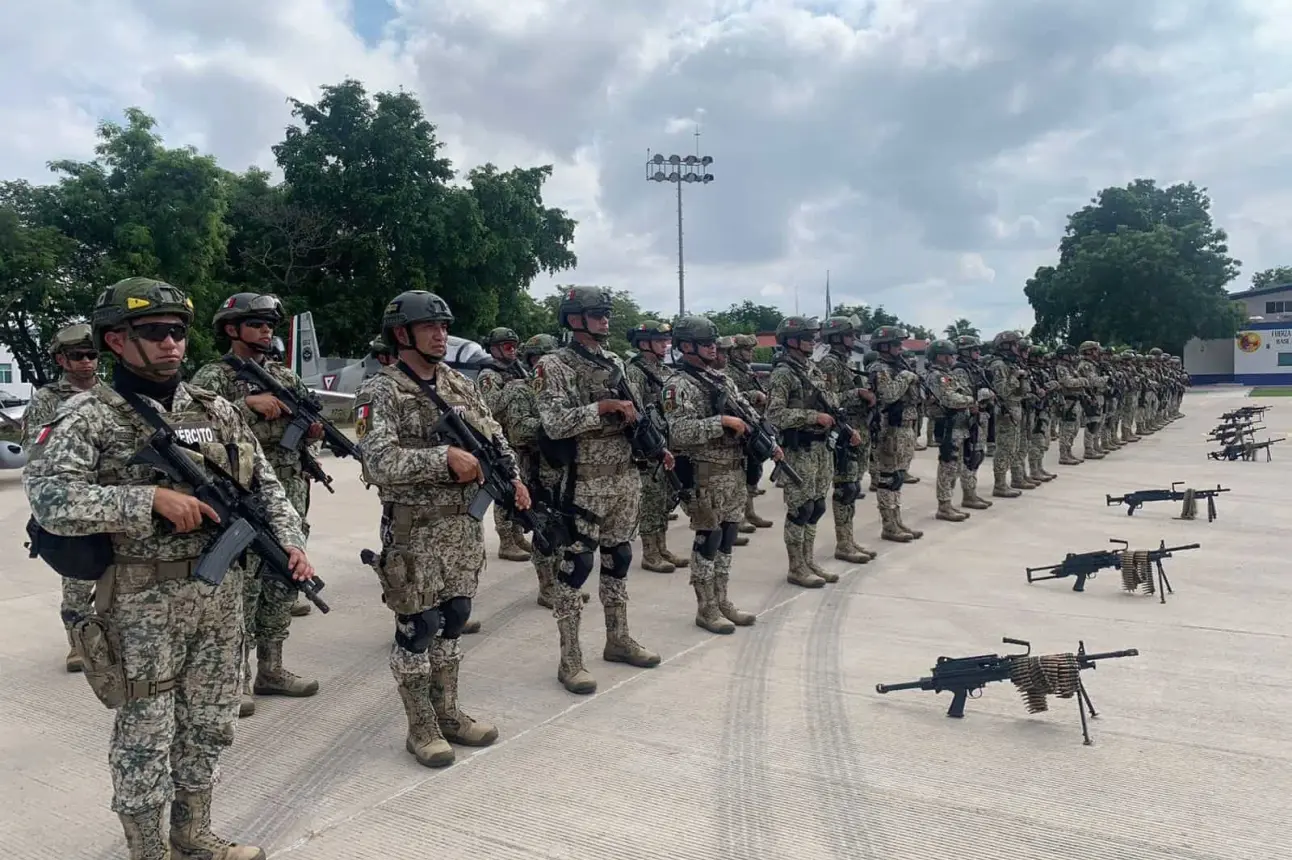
[478,373,495,390]
[530,364,545,392]
[354,398,372,439]
[662,385,678,413]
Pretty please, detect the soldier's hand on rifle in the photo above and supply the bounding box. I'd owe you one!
[512,480,532,511]
[152,487,221,533]
[855,388,876,405]
[307,422,324,440]
[597,399,637,423]
[752,391,768,407]
[663,449,676,470]
[849,428,861,446]
[246,393,290,419]
[720,415,749,436]
[285,546,315,581]
[772,445,784,462]
[446,447,483,484]
[815,412,835,428]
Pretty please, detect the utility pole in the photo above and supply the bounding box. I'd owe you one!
[825,270,831,318]
[645,127,714,317]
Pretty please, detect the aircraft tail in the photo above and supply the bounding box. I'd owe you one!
[285,312,323,380]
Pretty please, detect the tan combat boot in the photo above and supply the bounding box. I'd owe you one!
[513,523,533,554]
[894,507,924,539]
[431,651,499,747]
[992,473,1022,497]
[879,507,912,542]
[396,674,454,767]
[744,495,773,528]
[659,537,689,569]
[936,501,969,522]
[170,789,265,859]
[555,589,597,694]
[119,806,170,860]
[289,597,311,617]
[602,584,662,667]
[714,552,755,626]
[254,641,319,698]
[692,559,735,635]
[833,520,871,563]
[802,524,839,582]
[497,528,530,562]
[785,523,825,588]
[639,533,675,573]
[65,629,83,673]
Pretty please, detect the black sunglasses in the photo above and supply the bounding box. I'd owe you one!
[131,322,189,343]
[64,350,99,361]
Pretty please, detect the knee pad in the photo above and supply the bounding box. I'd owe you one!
[788,500,815,526]
[808,497,828,524]
[558,549,596,589]
[692,529,721,560]
[832,481,861,505]
[877,470,904,492]
[394,608,441,654]
[438,596,473,639]
[602,542,632,579]
[719,521,740,553]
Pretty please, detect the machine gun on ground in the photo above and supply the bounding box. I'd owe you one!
[1208,436,1284,461]
[1026,539,1199,603]
[1218,405,1269,423]
[875,637,1139,744]
[224,355,362,494]
[1105,482,1229,522]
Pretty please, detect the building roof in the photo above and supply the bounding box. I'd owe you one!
[1227,283,1292,300]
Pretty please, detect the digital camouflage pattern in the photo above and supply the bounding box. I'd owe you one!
[22,382,306,817]
[922,361,976,517]
[866,355,923,539]
[1052,352,1088,463]
[1074,350,1109,459]
[625,354,680,554]
[948,356,991,508]
[986,350,1029,492]
[475,361,531,560]
[815,344,875,562]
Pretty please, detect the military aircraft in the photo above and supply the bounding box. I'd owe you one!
[0,392,29,468]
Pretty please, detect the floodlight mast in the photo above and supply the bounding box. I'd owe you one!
[645,138,714,317]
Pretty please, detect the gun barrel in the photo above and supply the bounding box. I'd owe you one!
[875,679,929,694]
[1157,543,1201,553]
[1081,648,1139,662]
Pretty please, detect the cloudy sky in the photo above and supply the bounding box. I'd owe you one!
[2,0,1290,336]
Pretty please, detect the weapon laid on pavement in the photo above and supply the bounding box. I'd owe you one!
[1218,405,1269,422]
[1026,539,1199,603]
[1105,482,1229,522]
[1207,423,1262,444]
[875,637,1139,744]
[1208,436,1284,462]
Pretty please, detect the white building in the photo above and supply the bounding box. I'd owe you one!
[0,343,34,401]
[1183,283,1292,385]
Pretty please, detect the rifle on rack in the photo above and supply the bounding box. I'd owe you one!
[1218,405,1269,422]
[1105,482,1229,522]
[1026,539,1199,604]
[875,637,1139,744]
[1208,436,1284,462]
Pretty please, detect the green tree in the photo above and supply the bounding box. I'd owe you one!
[831,303,932,339]
[702,300,784,335]
[1025,179,1243,353]
[1249,266,1292,292]
[943,318,979,339]
[542,286,665,356]
[0,203,79,385]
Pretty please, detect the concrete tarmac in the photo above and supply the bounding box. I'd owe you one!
[1,388,1287,859]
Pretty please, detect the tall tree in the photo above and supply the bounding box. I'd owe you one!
[1249,266,1292,292]
[1025,179,1243,353]
[702,300,784,335]
[943,318,979,339]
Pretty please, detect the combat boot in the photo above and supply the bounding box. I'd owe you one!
[238,646,255,718]
[513,523,533,554]
[802,525,839,582]
[602,596,661,667]
[936,501,969,522]
[879,507,912,542]
[904,473,921,484]
[290,597,311,617]
[1028,455,1055,482]
[65,630,83,673]
[462,620,481,634]
[960,481,992,509]
[555,593,597,694]
[497,529,530,562]
[992,476,1021,498]
[1058,441,1082,465]
[431,654,499,747]
[894,508,924,539]
[170,789,265,860]
[714,552,755,626]
[733,533,750,546]
[833,521,871,563]
[1010,470,1039,490]
[785,524,825,588]
[254,641,319,697]
[737,520,756,534]
[744,496,773,528]
[692,566,735,635]
[119,806,170,860]
[535,562,557,610]
[396,674,454,766]
[659,538,689,569]
[639,533,675,573]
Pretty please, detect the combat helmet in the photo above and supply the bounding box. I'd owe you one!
[1054,343,1077,359]
[955,334,982,354]
[870,325,908,349]
[381,290,454,343]
[731,333,758,349]
[557,286,613,337]
[367,335,395,359]
[212,292,284,338]
[91,277,194,351]
[716,335,735,351]
[775,315,821,346]
[1078,340,1102,354]
[821,315,856,343]
[992,330,1023,352]
[925,339,957,361]
[671,314,720,346]
[482,327,520,348]
[520,333,559,363]
[628,319,673,348]
[49,323,94,356]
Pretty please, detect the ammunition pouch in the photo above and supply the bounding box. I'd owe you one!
[376,503,452,614]
[673,456,696,492]
[780,428,827,451]
[937,421,957,463]
[964,440,985,471]
[883,402,904,428]
[25,516,115,581]
[537,430,576,469]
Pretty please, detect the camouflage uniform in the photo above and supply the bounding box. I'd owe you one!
[949,336,993,510]
[1050,345,1087,464]
[766,316,841,587]
[865,326,925,541]
[24,277,301,860]
[1023,347,1060,482]
[626,321,688,572]
[815,316,877,564]
[22,323,101,673]
[922,339,976,522]
[192,293,319,716]
[357,291,509,769]
[476,326,533,562]
[1074,341,1109,458]
[1119,352,1143,443]
[724,333,774,529]
[662,317,761,634]
[985,331,1032,495]
[537,287,661,695]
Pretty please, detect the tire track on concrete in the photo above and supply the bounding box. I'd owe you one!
[804,579,877,860]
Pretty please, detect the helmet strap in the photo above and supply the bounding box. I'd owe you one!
[121,323,182,382]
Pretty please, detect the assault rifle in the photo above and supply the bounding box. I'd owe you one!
[1105,481,1229,522]
[1209,436,1284,462]
[396,364,561,557]
[1219,405,1269,422]
[1026,538,1199,604]
[224,355,362,494]
[605,365,684,495]
[875,637,1140,744]
[1208,421,1261,439]
[712,381,802,486]
[124,396,330,613]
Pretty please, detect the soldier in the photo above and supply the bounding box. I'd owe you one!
[922,339,979,522]
[815,315,877,563]
[724,333,775,529]
[626,320,689,572]
[1074,341,1109,457]
[985,331,1033,495]
[1051,344,1087,464]
[22,323,102,673]
[710,337,752,545]
[664,316,776,632]
[24,277,313,860]
[1024,347,1060,483]
[1098,350,1125,453]
[865,326,925,541]
[191,293,320,718]
[766,316,859,586]
[355,290,521,767]
[1118,351,1142,443]
[476,327,533,562]
[535,287,666,694]
[949,336,994,510]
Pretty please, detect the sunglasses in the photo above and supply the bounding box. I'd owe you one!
[240,319,277,330]
[131,322,189,343]
[64,350,99,361]
[584,310,611,320]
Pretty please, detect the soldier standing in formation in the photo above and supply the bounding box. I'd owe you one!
[816,315,878,564]
[662,316,767,634]
[921,339,978,522]
[1052,344,1088,464]
[723,333,775,532]
[985,331,1031,496]
[355,290,516,768]
[710,337,751,546]
[1074,340,1109,459]
[25,277,315,860]
[535,287,665,694]
[949,335,994,510]
[191,293,321,718]
[22,323,102,673]
[476,326,534,562]
[626,320,690,572]
[1024,346,1060,483]
[866,326,924,541]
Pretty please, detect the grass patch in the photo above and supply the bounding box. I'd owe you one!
[1249,387,1292,397]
